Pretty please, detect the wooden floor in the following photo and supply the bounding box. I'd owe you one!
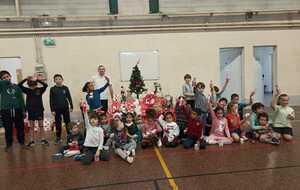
[0,107,300,190]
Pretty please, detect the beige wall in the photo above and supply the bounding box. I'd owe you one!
[1,29,300,115]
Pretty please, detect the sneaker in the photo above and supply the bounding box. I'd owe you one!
[54,138,62,145]
[27,141,35,147]
[52,153,63,160]
[73,154,83,161]
[157,139,162,147]
[41,139,49,146]
[126,150,131,156]
[4,145,12,152]
[131,149,136,157]
[241,136,248,141]
[271,138,281,145]
[126,156,134,164]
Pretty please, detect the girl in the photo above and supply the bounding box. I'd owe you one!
[206,102,233,145]
[111,115,136,164]
[99,113,112,146]
[141,109,162,148]
[124,112,142,146]
[158,112,180,147]
[82,76,110,113]
[271,86,295,141]
[226,102,250,143]
[81,111,104,165]
[18,75,48,147]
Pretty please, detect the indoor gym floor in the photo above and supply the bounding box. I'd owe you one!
[0,107,300,190]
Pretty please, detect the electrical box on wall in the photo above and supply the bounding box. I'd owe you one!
[43,37,56,46]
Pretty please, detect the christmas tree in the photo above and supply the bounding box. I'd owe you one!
[129,60,147,99]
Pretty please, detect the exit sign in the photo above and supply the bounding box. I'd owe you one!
[43,38,56,46]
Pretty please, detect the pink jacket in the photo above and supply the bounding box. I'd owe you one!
[209,108,231,138]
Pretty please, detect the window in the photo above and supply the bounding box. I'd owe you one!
[109,0,118,15]
[149,0,159,14]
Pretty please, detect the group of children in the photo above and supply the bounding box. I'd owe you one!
[0,70,296,165]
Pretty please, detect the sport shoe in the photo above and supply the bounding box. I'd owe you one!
[131,149,136,157]
[27,141,35,147]
[54,138,62,145]
[271,138,280,145]
[52,153,63,160]
[41,139,49,146]
[241,136,248,141]
[157,139,162,147]
[126,156,134,164]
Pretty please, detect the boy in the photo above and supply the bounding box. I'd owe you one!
[50,74,73,144]
[271,86,295,141]
[0,70,26,151]
[194,82,209,129]
[230,91,255,119]
[19,76,48,147]
[182,74,195,108]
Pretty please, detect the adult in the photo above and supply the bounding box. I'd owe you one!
[0,70,26,151]
[92,65,114,113]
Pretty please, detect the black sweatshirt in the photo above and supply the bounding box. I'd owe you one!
[18,79,48,111]
[49,85,73,112]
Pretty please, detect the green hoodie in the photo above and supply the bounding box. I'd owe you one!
[0,80,25,110]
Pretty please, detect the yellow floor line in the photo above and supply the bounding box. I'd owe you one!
[154,147,179,190]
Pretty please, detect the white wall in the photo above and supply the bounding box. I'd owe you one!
[1,29,300,115]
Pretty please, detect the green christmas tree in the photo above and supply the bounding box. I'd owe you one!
[129,60,147,99]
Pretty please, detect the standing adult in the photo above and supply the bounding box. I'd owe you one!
[92,65,114,113]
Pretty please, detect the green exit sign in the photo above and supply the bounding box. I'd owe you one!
[43,38,56,46]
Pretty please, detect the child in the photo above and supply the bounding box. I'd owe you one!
[111,115,136,164]
[52,124,84,159]
[271,86,295,141]
[158,112,180,147]
[206,102,233,145]
[182,74,195,108]
[141,109,162,148]
[254,112,281,145]
[175,96,189,139]
[194,82,209,128]
[124,112,141,145]
[82,76,110,113]
[182,106,204,149]
[18,76,48,147]
[50,74,73,144]
[81,111,105,165]
[230,91,255,119]
[226,102,250,143]
[0,70,26,151]
[99,113,112,146]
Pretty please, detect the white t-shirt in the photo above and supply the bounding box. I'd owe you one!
[92,75,111,100]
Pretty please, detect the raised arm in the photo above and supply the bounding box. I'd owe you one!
[271,85,280,110]
[18,78,30,93]
[37,80,48,93]
[248,91,255,106]
[158,114,167,129]
[218,78,230,95]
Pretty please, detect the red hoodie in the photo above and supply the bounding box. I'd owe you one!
[182,105,204,139]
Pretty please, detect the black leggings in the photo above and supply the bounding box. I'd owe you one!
[1,109,25,146]
[54,109,71,139]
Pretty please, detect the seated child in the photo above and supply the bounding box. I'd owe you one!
[253,112,281,145]
[271,86,295,141]
[52,124,84,159]
[82,76,110,113]
[158,112,180,147]
[226,102,250,142]
[181,106,204,149]
[250,102,266,141]
[99,113,112,146]
[124,112,142,144]
[141,109,162,148]
[81,111,105,165]
[206,102,233,145]
[111,115,136,164]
